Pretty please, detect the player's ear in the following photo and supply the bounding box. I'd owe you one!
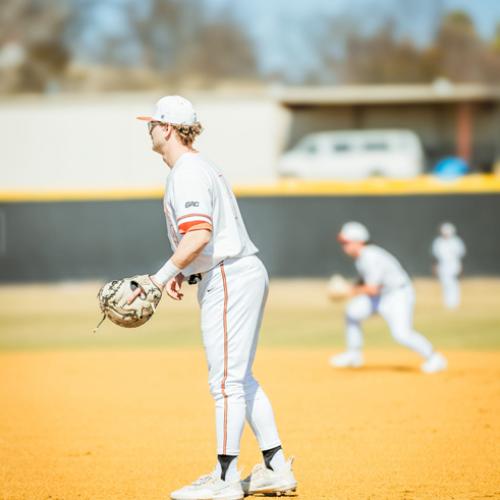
[163,123,173,140]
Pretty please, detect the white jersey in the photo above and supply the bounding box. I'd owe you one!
[163,152,258,276]
[355,244,410,293]
[162,153,283,462]
[432,236,466,274]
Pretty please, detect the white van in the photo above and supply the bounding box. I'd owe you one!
[277,129,425,180]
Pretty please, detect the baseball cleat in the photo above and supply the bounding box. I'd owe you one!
[170,471,244,500]
[421,352,447,373]
[241,457,297,496]
[329,351,364,368]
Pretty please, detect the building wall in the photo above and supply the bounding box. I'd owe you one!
[1,93,498,193]
[0,193,498,282]
[0,93,282,190]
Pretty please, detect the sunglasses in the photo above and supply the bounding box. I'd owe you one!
[148,121,164,135]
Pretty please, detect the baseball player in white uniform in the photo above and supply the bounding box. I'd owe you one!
[131,96,296,500]
[432,222,466,309]
[330,221,447,374]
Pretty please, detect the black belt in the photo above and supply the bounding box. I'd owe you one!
[187,273,202,285]
[187,259,226,285]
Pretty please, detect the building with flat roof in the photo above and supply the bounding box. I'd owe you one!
[276,83,500,172]
[1,83,499,192]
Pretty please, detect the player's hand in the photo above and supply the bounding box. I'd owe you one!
[127,276,163,305]
[165,274,184,301]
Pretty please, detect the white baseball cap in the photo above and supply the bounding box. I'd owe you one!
[338,221,370,243]
[137,95,197,125]
[440,222,456,237]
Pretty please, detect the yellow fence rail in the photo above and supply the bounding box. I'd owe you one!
[0,175,499,202]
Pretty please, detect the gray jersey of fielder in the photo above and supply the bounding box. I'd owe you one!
[355,245,410,293]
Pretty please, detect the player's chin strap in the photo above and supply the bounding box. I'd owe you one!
[93,314,106,334]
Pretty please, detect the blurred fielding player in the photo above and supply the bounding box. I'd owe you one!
[432,222,466,309]
[330,221,447,374]
[132,96,296,500]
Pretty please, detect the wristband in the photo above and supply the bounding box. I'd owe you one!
[153,259,182,286]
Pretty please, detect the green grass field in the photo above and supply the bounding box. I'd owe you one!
[1,278,499,351]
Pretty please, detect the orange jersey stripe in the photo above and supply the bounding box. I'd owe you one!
[178,221,213,234]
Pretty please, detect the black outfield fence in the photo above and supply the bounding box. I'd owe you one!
[0,193,498,282]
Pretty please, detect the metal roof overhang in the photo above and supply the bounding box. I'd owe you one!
[274,84,500,106]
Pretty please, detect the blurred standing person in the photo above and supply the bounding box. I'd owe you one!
[330,222,447,374]
[432,222,466,309]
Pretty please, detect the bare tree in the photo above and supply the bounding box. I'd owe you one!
[129,0,258,85]
[0,0,71,92]
[181,19,258,84]
[431,11,483,81]
[129,0,205,74]
[309,8,500,85]
[317,20,432,84]
[422,10,500,83]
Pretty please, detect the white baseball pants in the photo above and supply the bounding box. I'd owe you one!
[437,268,461,309]
[344,285,434,358]
[197,255,282,455]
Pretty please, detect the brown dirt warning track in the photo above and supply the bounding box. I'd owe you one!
[1,348,499,500]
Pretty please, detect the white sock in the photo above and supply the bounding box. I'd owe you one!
[346,319,364,351]
[269,448,286,471]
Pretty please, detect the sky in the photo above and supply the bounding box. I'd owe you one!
[223,0,500,39]
[216,0,500,80]
[78,0,500,81]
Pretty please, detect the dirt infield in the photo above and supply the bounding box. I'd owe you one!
[1,348,499,499]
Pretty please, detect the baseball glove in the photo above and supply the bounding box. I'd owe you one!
[95,275,162,331]
[327,274,352,301]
